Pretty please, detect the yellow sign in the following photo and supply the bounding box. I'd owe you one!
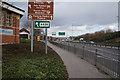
[37,36,40,41]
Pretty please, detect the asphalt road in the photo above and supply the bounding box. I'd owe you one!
[60,41,119,61]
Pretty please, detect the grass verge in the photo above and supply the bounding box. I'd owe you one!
[20,39,31,43]
[2,41,68,79]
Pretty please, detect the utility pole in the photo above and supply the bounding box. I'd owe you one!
[118,1,120,31]
[118,1,120,78]
[118,16,119,31]
[72,24,73,37]
[72,24,73,40]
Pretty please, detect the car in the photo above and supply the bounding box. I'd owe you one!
[83,41,86,43]
[90,41,94,44]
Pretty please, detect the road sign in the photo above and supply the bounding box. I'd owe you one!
[52,32,56,35]
[28,0,54,20]
[72,36,75,39]
[34,21,50,28]
[45,28,48,32]
[59,32,65,35]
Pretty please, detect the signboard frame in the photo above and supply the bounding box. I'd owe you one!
[59,32,65,36]
[52,32,56,36]
[28,0,54,20]
[28,0,54,54]
[34,20,50,29]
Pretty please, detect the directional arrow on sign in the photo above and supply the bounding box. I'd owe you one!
[29,4,31,8]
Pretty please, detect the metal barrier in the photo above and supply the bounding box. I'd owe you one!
[72,41,120,50]
[49,41,120,78]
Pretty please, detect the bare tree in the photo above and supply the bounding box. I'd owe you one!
[22,20,32,30]
[22,20,44,40]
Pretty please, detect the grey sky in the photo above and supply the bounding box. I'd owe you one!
[7,1,119,37]
[52,2,117,26]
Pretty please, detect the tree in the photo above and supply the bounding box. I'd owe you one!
[22,20,44,40]
[106,29,113,33]
[22,21,32,30]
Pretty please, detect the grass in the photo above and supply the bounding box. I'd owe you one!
[2,41,68,79]
[20,39,31,43]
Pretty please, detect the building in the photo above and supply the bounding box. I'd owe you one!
[19,28,30,39]
[34,29,44,41]
[0,2,24,44]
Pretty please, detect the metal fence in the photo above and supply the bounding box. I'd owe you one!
[49,41,120,78]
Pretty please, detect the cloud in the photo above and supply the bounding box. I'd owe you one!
[109,25,117,30]
[8,2,118,37]
[52,2,117,26]
[69,25,87,31]
[4,0,120,2]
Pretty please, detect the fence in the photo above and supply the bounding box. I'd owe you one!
[49,41,120,78]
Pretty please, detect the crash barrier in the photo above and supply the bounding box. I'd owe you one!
[72,41,120,50]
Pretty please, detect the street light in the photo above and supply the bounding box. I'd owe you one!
[117,1,120,36]
[71,24,74,40]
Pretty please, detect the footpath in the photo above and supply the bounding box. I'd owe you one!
[47,41,110,78]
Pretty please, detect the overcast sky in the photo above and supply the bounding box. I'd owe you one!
[6,0,120,37]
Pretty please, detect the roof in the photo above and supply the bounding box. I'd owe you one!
[2,2,25,12]
[20,28,29,34]
[2,2,25,17]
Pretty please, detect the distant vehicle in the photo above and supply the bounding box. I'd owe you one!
[83,41,86,43]
[90,41,94,44]
[79,38,84,41]
[62,40,65,42]
[66,38,70,42]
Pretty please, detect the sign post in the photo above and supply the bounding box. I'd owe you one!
[45,29,47,54]
[28,0,53,20]
[28,0,54,53]
[59,32,65,36]
[34,21,50,29]
[31,21,33,52]
[52,32,56,36]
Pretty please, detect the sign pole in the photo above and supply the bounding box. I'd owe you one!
[28,0,54,53]
[45,28,47,54]
[31,20,33,52]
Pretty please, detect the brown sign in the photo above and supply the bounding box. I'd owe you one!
[28,0,54,20]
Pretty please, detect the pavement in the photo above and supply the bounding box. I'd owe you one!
[47,41,110,78]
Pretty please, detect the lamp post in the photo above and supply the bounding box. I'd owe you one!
[117,15,120,78]
[71,24,74,40]
[118,1,120,31]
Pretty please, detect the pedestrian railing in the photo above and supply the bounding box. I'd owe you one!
[49,41,120,78]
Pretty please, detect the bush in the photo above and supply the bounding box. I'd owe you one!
[2,41,68,79]
[20,39,31,43]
